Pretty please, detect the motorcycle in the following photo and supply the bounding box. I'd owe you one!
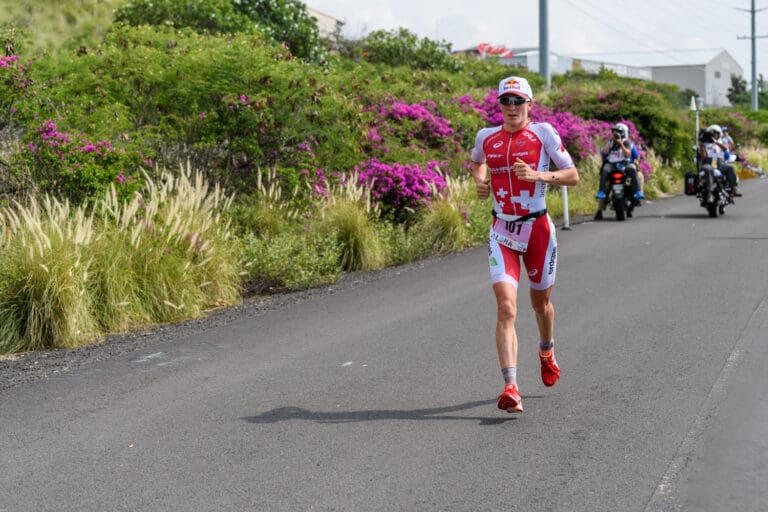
[684,153,733,217]
[594,160,638,221]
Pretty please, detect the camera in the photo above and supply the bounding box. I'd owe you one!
[699,130,714,143]
[613,131,622,140]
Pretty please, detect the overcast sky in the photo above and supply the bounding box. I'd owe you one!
[308,0,768,83]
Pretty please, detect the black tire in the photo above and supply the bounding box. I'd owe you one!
[707,202,718,217]
[719,205,725,215]
[594,197,605,220]
[613,196,626,221]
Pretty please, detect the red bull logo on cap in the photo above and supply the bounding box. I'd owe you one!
[498,76,532,99]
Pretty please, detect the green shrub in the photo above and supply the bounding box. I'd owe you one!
[114,0,324,62]
[240,230,340,293]
[114,0,248,34]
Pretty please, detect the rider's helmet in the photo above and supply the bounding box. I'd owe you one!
[706,124,723,138]
[611,122,629,139]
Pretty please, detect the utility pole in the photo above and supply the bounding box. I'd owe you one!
[737,0,768,111]
[539,0,550,92]
[539,0,568,229]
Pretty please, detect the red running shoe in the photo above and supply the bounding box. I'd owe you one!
[539,352,560,387]
[497,384,523,413]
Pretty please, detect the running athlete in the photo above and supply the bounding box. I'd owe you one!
[470,76,580,413]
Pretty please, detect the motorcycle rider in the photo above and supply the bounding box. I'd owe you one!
[699,124,741,196]
[595,122,644,201]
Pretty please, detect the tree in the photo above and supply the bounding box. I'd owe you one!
[356,28,462,72]
[232,0,324,62]
[114,0,249,34]
[727,74,749,106]
[114,0,324,62]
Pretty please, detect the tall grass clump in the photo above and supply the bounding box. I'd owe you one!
[320,175,386,272]
[644,150,683,198]
[410,175,475,255]
[92,164,242,328]
[0,196,98,353]
[229,169,301,237]
[0,164,242,353]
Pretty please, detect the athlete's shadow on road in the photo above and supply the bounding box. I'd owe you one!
[241,398,542,426]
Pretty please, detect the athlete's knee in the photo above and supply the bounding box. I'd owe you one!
[530,291,553,316]
[496,297,517,323]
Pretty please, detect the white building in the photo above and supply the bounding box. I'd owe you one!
[454,46,652,81]
[566,49,743,107]
[307,7,345,42]
[505,50,652,81]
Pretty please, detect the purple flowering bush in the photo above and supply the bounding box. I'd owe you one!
[550,84,685,164]
[355,158,447,223]
[0,55,36,128]
[363,98,463,163]
[18,119,149,203]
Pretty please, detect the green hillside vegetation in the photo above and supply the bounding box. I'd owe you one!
[1,0,766,353]
[0,0,121,55]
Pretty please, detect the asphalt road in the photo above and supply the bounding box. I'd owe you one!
[2,178,767,512]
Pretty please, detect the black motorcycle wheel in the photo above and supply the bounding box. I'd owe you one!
[594,197,605,220]
[719,205,725,215]
[707,202,718,217]
[613,196,626,221]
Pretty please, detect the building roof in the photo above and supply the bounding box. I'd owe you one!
[566,48,731,69]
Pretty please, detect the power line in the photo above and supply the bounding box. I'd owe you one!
[561,0,695,66]
[561,0,670,53]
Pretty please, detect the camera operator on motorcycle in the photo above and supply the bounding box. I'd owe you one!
[699,124,742,197]
[595,122,644,201]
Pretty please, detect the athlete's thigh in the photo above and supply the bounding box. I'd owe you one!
[522,215,557,291]
[488,225,522,288]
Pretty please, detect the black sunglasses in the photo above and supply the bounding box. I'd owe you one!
[498,96,529,106]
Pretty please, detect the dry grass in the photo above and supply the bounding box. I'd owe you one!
[0,164,241,353]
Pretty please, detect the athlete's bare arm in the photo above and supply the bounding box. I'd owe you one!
[512,158,579,186]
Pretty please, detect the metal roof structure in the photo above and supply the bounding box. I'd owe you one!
[565,48,740,72]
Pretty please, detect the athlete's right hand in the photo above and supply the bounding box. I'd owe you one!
[475,177,491,199]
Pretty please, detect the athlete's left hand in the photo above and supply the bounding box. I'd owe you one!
[513,158,538,182]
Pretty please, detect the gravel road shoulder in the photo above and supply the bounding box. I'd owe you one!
[0,256,446,392]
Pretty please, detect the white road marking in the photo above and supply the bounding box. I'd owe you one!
[131,352,166,363]
[644,293,768,511]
